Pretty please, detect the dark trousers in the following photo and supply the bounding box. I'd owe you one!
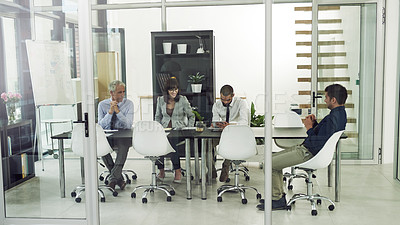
[156,137,183,170]
[102,138,132,183]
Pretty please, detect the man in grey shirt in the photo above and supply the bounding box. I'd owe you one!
[212,85,249,182]
[98,80,134,191]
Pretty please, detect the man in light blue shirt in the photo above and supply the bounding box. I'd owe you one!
[98,80,134,191]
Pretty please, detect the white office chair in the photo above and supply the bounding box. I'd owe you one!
[130,121,176,203]
[273,111,306,190]
[287,130,344,216]
[216,125,262,204]
[70,123,118,203]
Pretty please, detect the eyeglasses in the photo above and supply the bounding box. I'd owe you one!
[168,88,179,92]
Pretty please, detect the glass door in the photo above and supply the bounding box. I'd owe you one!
[312,0,384,163]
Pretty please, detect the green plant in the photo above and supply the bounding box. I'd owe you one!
[192,110,204,121]
[250,102,265,145]
[188,72,205,84]
[250,102,265,127]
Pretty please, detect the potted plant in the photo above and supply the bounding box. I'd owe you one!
[188,72,205,93]
[250,102,266,145]
[192,108,205,132]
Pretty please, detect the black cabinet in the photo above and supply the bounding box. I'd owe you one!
[0,120,35,190]
[151,30,215,123]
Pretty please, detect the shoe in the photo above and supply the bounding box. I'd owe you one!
[157,173,165,181]
[256,203,265,211]
[219,165,229,182]
[117,180,126,190]
[107,181,117,191]
[173,169,182,183]
[173,178,182,183]
[272,195,287,210]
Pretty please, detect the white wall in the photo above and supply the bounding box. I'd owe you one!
[382,0,399,164]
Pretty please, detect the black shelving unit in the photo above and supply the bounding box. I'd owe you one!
[151,30,215,123]
[0,120,35,190]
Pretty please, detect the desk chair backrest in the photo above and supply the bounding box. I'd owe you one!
[274,111,303,128]
[71,123,113,158]
[273,111,304,149]
[132,121,175,156]
[296,130,344,169]
[217,125,257,160]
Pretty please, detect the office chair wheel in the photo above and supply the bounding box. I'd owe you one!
[288,185,293,190]
[217,196,222,202]
[99,176,104,181]
[131,192,136,198]
[317,199,322,204]
[311,209,317,216]
[75,197,81,203]
[312,174,317,178]
[53,154,59,159]
[242,198,248,204]
[142,198,147,203]
[101,197,105,202]
[328,205,335,211]
[113,191,118,197]
[169,190,175,196]
[256,193,262,199]
[225,178,231,183]
[132,175,137,180]
[283,177,287,182]
[71,192,77,197]
[191,175,194,181]
[245,176,250,181]
[166,196,172,202]
[126,179,131,184]
[104,180,109,185]
[150,190,154,193]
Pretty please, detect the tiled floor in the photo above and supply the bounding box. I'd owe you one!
[4,151,400,225]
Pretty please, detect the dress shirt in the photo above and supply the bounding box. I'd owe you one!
[98,98,134,129]
[155,95,195,128]
[212,97,249,125]
[303,106,347,156]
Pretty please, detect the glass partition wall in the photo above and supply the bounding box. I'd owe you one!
[0,0,386,225]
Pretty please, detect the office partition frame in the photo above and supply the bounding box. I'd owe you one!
[313,0,385,165]
[0,0,386,225]
[394,1,400,182]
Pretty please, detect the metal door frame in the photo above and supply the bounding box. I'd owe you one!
[311,0,384,164]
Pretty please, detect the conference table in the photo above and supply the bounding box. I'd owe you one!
[52,126,345,202]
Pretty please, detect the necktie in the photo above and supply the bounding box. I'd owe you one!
[110,112,117,129]
[226,104,230,123]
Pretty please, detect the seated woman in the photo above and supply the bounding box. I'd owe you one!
[155,77,195,183]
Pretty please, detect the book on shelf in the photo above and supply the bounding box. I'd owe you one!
[21,153,28,178]
[7,136,12,155]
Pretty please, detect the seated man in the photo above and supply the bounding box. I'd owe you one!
[98,80,134,190]
[212,85,249,182]
[257,84,347,211]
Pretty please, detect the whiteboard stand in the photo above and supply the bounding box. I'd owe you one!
[34,106,45,171]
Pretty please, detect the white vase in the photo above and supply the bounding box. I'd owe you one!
[191,84,202,93]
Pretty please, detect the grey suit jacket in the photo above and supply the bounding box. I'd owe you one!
[155,95,195,128]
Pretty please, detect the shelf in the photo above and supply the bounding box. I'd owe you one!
[156,53,210,57]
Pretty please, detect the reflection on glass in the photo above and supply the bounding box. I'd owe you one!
[317,4,377,160]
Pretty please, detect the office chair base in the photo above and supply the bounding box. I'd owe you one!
[216,162,261,204]
[71,185,117,203]
[131,157,175,203]
[283,167,308,190]
[286,170,335,216]
[100,170,138,185]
